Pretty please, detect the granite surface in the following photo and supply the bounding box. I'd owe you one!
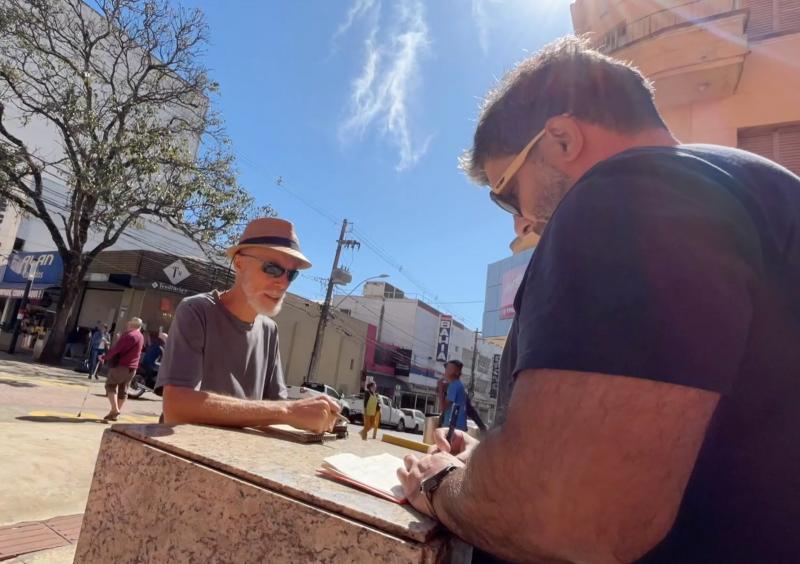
[75,431,453,563]
[109,423,439,543]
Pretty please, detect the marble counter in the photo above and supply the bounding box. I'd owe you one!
[74,424,467,563]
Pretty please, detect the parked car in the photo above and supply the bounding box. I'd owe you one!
[400,409,425,434]
[347,393,405,430]
[285,382,351,418]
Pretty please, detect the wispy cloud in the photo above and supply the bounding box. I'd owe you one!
[472,0,501,55]
[332,0,376,46]
[338,0,431,171]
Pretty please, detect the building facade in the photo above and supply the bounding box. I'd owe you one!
[336,281,501,422]
[571,0,800,173]
[273,293,369,397]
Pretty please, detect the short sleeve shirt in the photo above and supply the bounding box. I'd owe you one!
[503,144,800,562]
[156,291,287,401]
[444,379,468,430]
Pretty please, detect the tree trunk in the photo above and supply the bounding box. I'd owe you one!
[38,258,84,365]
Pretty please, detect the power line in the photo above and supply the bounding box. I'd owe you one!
[233,150,474,325]
[7,144,479,326]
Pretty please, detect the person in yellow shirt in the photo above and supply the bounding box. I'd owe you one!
[360,382,381,440]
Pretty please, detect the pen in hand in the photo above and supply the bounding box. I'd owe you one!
[445,404,460,445]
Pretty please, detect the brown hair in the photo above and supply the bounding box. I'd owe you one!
[460,36,666,185]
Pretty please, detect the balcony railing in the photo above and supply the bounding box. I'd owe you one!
[594,0,743,53]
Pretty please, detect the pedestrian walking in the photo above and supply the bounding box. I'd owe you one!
[139,332,167,382]
[397,36,800,562]
[63,327,82,359]
[441,361,467,432]
[99,317,144,421]
[360,382,380,440]
[87,322,104,378]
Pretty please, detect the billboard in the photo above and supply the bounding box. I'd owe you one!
[436,315,452,363]
[499,264,526,319]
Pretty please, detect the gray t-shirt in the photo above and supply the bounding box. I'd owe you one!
[156,291,287,400]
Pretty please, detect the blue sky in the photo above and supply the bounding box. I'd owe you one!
[181,0,574,329]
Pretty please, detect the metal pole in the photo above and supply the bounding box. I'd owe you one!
[469,329,479,398]
[307,219,348,381]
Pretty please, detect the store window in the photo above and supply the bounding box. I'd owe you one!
[738,122,800,176]
[140,290,181,335]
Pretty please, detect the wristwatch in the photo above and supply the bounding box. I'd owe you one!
[420,464,459,505]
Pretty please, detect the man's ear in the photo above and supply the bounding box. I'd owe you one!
[546,115,584,164]
[231,254,243,273]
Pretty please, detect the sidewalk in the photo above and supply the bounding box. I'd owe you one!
[0,352,161,532]
[0,514,81,562]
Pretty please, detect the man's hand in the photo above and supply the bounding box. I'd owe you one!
[428,428,480,463]
[397,451,464,518]
[286,396,341,433]
[98,355,105,365]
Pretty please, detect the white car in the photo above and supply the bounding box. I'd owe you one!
[285,382,351,418]
[400,409,426,434]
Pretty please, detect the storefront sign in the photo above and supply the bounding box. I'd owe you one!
[490,353,501,399]
[163,259,191,285]
[150,280,191,295]
[3,251,63,285]
[436,315,452,363]
[499,264,526,319]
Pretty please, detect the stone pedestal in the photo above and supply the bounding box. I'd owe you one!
[74,424,468,563]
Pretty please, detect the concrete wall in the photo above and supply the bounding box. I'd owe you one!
[273,294,368,396]
[661,34,800,145]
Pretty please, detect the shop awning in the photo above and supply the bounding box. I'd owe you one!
[0,282,58,299]
[369,373,411,393]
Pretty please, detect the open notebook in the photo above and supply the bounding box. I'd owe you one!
[318,453,408,504]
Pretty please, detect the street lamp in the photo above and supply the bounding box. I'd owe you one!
[333,274,389,309]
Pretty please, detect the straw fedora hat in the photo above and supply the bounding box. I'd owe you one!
[226,218,312,269]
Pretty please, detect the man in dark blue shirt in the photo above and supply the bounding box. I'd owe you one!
[398,37,800,563]
[442,360,468,431]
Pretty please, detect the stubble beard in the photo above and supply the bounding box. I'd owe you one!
[530,156,573,231]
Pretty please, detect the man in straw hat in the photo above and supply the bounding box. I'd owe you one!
[157,218,341,433]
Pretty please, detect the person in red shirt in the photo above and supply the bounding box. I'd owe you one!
[100,317,144,421]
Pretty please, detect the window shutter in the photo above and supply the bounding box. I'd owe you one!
[739,123,800,176]
[745,0,776,38]
[778,0,800,34]
[738,129,775,160]
[776,125,800,176]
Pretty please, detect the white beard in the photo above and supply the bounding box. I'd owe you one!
[249,294,284,317]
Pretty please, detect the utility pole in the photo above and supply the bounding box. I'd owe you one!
[376,297,386,342]
[307,219,360,381]
[469,328,479,398]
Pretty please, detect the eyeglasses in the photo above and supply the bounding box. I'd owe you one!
[488,127,546,216]
[237,253,300,282]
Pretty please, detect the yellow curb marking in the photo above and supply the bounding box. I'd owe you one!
[0,371,85,389]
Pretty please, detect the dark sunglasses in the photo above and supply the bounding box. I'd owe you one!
[237,253,300,282]
[489,190,521,216]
